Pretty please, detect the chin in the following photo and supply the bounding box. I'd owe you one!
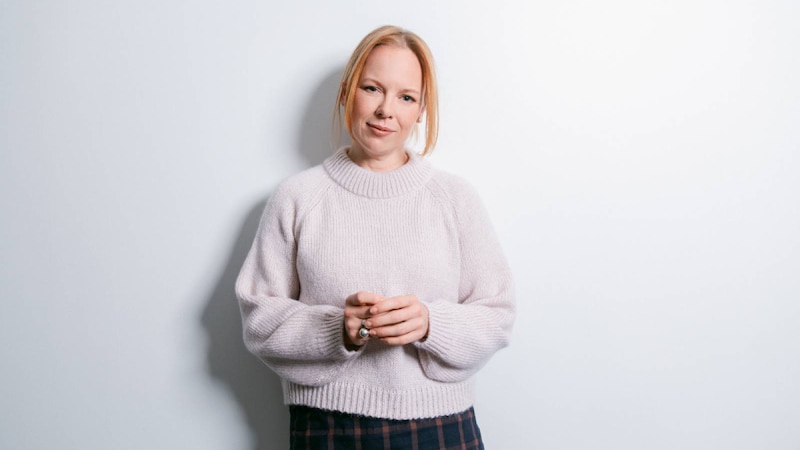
[357,141,404,158]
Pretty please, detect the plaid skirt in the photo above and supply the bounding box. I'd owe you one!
[289,405,485,450]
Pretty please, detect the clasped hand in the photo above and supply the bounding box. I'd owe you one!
[344,291,429,348]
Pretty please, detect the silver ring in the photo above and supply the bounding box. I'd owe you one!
[358,327,369,339]
[361,319,367,328]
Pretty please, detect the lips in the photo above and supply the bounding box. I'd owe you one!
[368,123,393,133]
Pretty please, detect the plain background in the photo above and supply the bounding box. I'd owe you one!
[2,1,799,449]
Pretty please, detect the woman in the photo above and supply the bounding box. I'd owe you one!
[236,25,515,449]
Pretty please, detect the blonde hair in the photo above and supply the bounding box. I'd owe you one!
[334,25,439,156]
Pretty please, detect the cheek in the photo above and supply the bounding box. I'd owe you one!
[400,107,421,126]
[352,94,374,120]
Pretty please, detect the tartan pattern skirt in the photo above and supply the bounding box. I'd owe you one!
[289,405,485,450]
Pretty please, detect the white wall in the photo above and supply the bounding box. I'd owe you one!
[2,1,798,449]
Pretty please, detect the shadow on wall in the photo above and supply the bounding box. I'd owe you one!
[200,66,345,450]
[201,200,288,449]
[298,66,351,166]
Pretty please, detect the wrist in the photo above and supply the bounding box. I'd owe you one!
[420,305,430,342]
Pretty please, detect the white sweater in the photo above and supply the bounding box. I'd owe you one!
[235,147,515,420]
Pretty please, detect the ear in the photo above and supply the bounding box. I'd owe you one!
[416,105,426,123]
[339,83,346,106]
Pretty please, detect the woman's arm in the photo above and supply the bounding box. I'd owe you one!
[235,183,362,387]
[413,177,516,382]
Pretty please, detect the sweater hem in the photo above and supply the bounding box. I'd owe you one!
[284,378,475,420]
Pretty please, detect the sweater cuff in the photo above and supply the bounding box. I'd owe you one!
[317,309,364,360]
[413,302,469,359]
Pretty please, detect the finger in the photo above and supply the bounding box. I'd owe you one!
[344,314,372,346]
[343,305,372,321]
[368,294,415,314]
[376,324,427,346]
[351,325,370,343]
[371,303,429,345]
[346,291,385,307]
[366,310,428,337]
[370,322,410,338]
[366,300,425,328]
[344,309,373,343]
[365,307,414,329]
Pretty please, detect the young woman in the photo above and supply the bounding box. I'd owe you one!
[236,25,515,449]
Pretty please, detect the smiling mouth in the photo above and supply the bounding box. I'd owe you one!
[368,123,393,132]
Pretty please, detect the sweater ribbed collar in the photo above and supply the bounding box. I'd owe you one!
[323,147,434,199]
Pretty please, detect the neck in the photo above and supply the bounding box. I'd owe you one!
[347,146,409,172]
[323,146,433,199]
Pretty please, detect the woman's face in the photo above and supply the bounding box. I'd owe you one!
[348,45,423,170]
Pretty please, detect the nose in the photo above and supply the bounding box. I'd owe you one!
[376,96,393,118]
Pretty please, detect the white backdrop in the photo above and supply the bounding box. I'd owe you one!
[2,1,799,449]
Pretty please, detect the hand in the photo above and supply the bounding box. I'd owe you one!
[364,294,429,346]
[343,291,385,349]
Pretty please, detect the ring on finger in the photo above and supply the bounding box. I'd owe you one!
[358,318,370,339]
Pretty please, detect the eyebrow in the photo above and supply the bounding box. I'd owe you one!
[361,77,421,96]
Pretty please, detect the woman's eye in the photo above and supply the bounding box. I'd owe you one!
[401,95,416,102]
[363,86,378,92]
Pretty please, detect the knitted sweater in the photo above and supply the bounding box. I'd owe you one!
[235,147,515,420]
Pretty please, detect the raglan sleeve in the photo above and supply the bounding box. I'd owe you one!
[414,178,516,382]
[235,182,362,386]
